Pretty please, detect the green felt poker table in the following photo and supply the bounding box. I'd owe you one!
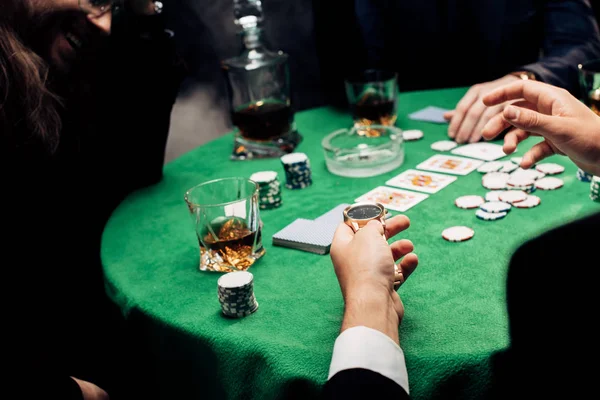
[101,87,599,399]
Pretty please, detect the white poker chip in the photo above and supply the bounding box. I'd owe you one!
[480,201,512,213]
[511,168,545,181]
[485,190,506,202]
[477,161,504,174]
[499,190,528,204]
[431,140,457,151]
[535,177,564,190]
[476,209,508,221]
[280,152,308,165]
[499,161,519,173]
[402,129,424,141]
[442,226,475,242]
[510,157,523,165]
[455,195,485,209]
[507,185,536,194]
[482,172,510,190]
[535,163,565,175]
[218,271,253,289]
[507,175,535,188]
[513,195,541,208]
[250,171,278,183]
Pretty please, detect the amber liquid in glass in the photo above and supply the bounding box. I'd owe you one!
[201,217,261,271]
[351,93,397,127]
[232,100,292,141]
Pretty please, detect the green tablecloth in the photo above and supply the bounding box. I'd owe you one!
[102,87,599,399]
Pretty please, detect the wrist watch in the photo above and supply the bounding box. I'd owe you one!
[343,202,405,290]
[510,70,536,81]
[343,202,387,233]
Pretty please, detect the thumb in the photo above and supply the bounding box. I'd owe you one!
[331,222,354,248]
[503,105,561,139]
[363,220,385,237]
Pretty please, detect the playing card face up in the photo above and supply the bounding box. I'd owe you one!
[408,106,450,123]
[355,186,428,212]
[386,169,457,194]
[416,154,484,176]
[451,142,508,161]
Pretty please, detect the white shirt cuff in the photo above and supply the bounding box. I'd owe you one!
[328,326,409,394]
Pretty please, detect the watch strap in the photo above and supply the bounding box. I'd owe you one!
[510,70,537,81]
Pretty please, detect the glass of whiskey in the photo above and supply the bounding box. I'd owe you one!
[184,177,265,272]
[578,59,600,116]
[344,70,398,135]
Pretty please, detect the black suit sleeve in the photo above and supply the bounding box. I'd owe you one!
[104,10,187,194]
[322,369,410,400]
[504,210,600,399]
[519,0,600,95]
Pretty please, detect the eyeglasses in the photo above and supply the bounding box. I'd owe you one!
[79,0,122,18]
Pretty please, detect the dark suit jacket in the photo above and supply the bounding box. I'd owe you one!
[501,209,600,399]
[323,368,410,399]
[315,0,600,106]
[2,11,185,400]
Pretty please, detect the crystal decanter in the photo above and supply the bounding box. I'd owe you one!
[221,0,302,160]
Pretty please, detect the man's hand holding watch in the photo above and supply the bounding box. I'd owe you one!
[343,202,411,290]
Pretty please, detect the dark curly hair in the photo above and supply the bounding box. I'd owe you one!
[0,0,62,152]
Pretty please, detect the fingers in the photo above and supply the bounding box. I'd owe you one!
[383,215,410,240]
[503,128,530,155]
[448,86,480,140]
[521,139,557,168]
[331,222,354,249]
[397,253,418,281]
[443,110,455,121]
[471,106,502,143]
[390,239,414,260]
[481,100,537,141]
[482,80,563,115]
[454,100,487,144]
[502,105,562,139]
[481,112,511,141]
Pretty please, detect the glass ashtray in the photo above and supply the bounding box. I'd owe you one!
[321,125,404,178]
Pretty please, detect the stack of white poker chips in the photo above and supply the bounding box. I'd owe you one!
[476,201,512,221]
[506,175,537,193]
[577,168,594,182]
[217,271,259,318]
[591,176,600,202]
[280,152,312,189]
[250,171,282,210]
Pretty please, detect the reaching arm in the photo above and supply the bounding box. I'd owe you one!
[518,0,600,95]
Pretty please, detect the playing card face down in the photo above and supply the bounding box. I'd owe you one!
[314,203,351,227]
[416,154,483,176]
[272,218,335,255]
[386,169,457,194]
[408,106,450,123]
[355,186,428,212]
[451,142,508,161]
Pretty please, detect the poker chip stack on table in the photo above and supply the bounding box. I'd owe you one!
[217,271,259,318]
[577,168,594,182]
[250,171,282,210]
[591,177,600,202]
[280,152,312,189]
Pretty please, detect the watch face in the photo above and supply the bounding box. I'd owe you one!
[347,204,382,220]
